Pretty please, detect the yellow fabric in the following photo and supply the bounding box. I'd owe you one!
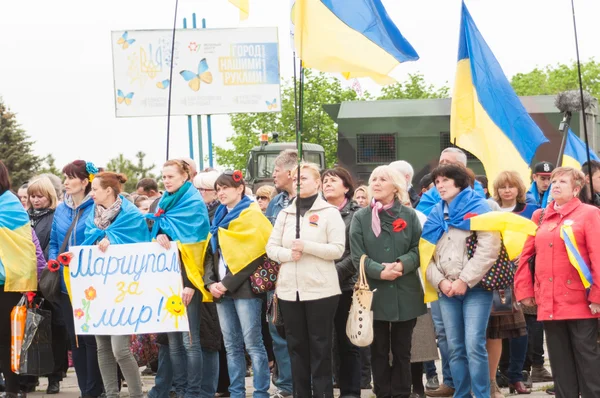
[562,154,583,170]
[228,0,249,20]
[293,0,398,85]
[451,59,532,187]
[419,212,537,303]
[178,238,213,302]
[560,225,592,289]
[0,224,37,292]
[64,266,72,299]
[218,203,272,275]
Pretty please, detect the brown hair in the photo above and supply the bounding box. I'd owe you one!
[163,160,191,181]
[27,176,59,209]
[322,167,355,199]
[0,160,10,195]
[215,171,246,197]
[431,164,475,191]
[62,160,92,194]
[493,171,527,205]
[95,172,128,198]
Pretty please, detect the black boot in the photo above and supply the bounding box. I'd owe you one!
[46,380,60,394]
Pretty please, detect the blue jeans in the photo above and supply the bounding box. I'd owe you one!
[430,300,453,389]
[217,297,270,398]
[267,291,293,394]
[148,344,174,398]
[201,349,219,398]
[438,288,493,398]
[168,292,203,398]
[423,360,438,379]
[507,334,528,383]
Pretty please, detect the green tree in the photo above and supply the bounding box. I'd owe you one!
[37,154,62,177]
[377,73,450,100]
[0,98,40,189]
[511,59,600,99]
[215,70,364,169]
[105,151,156,193]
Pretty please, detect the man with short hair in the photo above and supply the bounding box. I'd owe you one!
[264,149,297,398]
[526,161,554,209]
[389,160,420,207]
[136,178,162,200]
[582,160,600,207]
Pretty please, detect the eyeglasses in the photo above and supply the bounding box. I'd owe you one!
[199,188,215,192]
[256,196,269,201]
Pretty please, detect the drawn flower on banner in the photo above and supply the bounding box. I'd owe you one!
[81,323,89,333]
[85,287,97,301]
[74,308,85,320]
[392,218,407,233]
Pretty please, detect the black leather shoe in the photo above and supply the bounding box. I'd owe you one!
[46,381,60,394]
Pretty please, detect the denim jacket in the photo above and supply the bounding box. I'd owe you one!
[265,191,290,225]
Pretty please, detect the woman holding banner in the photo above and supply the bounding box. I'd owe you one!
[49,160,103,398]
[205,170,273,398]
[149,159,211,398]
[0,160,39,398]
[83,171,149,398]
[515,167,600,397]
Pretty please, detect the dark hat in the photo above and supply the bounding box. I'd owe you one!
[533,161,555,175]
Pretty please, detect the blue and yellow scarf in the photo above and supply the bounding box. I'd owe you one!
[210,196,273,274]
[0,191,37,291]
[419,187,537,302]
[146,182,211,300]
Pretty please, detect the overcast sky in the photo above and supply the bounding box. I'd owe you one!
[1,0,599,173]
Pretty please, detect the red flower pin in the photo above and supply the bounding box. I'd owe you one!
[47,259,61,272]
[392,218,407,232]
[463,212,478,220]
[154,208,165,217]
[232,170,243,182]
[58,252,73,266]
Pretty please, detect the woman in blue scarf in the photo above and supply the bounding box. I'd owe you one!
[84,172,149,398]
[149,160,210,398]
[424,164,502,398]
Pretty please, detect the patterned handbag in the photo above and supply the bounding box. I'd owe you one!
[466,232,513,291]
[346,255,374,347]
[249,255,281,294]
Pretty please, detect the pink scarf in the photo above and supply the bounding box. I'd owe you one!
[337,198,348,211]
[371,199,394,237]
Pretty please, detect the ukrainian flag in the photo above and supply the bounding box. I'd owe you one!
[451,1,548,186]
[0,191,37,292]
[419,187,537,302]
[292,0,419,84]
[562,129,600,169]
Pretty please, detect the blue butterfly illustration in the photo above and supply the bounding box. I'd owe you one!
[179,58,213,91]
[156,79,170,89]
[117,90,134,105]
[266,98,277,110]
[117,31,136,50]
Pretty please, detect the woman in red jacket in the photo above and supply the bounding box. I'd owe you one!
[515,167,600,397]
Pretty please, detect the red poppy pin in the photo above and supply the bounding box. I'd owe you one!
[47,259,61,272]
[232,170,243,182]
[463,212,478,220]
[309,214,319,227]
[154,208,165,217]
[392,218,407,233]
[58,252,73,266]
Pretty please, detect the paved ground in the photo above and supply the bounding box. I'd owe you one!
[27,362,555,398]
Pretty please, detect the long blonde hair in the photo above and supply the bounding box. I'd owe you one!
[368,165,409,205]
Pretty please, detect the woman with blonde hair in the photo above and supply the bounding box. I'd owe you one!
[353,185,370,208]
[267,162,346,397]
[255,185,276,214]
[350,165,425,398]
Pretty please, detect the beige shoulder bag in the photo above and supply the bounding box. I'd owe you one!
[346,254,374,347]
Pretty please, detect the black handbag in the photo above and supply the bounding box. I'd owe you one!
[527,209,546,284]
[491,287,516,316]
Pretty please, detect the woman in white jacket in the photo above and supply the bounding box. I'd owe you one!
[266,162,346,398]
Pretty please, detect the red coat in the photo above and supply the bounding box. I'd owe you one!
[515,198,600,321]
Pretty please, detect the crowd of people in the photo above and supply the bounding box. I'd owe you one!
[0,146,600,398]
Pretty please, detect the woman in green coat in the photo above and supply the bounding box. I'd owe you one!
[350,165,426,398]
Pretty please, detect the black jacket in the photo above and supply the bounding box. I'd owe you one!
[29,208,55,261]
[336,200,361,291]
[203,245,263,300]
[408,186,420,208]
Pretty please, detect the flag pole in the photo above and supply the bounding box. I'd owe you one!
[165,0,180,161]
[570,0,595,197]
[293,54,304,239]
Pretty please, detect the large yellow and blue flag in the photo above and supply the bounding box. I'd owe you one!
[562,128,600,169]
[419,187,537,302]
[451,2,548,186]
[228,0,249,21]
[292,0,419,84]
[0,191,38,292]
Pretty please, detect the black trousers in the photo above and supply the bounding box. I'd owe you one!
[0,287,24,394]
[48,301,68,382]
[371,319,417,398]
[544,319,600,398]
[411,362,424,395]
[280,294,339,398]
[360,346,372,388]
[523,314,545,370]
[333,290,361,397]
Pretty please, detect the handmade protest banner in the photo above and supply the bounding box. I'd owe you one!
[68,242,189,335]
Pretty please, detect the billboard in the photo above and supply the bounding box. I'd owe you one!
[111,27,281,117]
